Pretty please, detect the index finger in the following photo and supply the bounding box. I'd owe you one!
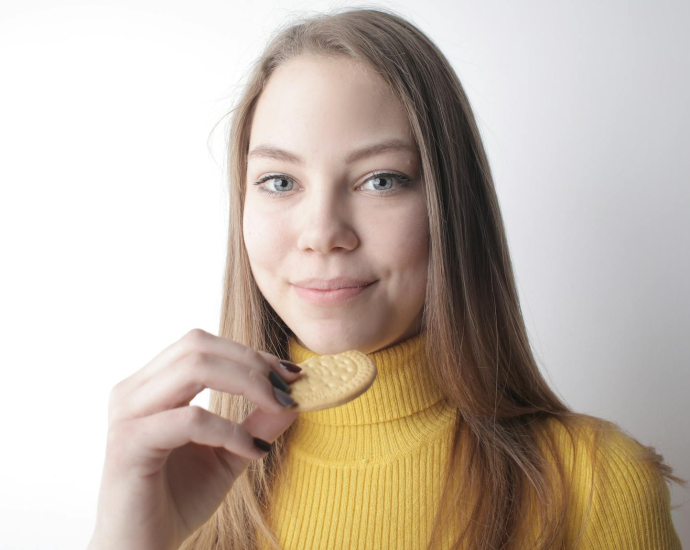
[257,350,304,383]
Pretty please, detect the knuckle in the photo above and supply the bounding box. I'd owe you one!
[242,346,264,366]
[183,328,208,344]
[250,361,270,377]
[226,421,250,446]
[225,421,240,439]
[179,351,211,385]
[183,405,207,426]
[246,366,264,385]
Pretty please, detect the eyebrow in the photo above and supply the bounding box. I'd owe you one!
[246,138,416,166]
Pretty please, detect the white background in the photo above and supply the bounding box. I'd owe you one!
[0,1,687,548]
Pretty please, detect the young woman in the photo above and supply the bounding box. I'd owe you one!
[89,7,685,550]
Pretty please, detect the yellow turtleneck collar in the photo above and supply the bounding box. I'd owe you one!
[287,329,449,427]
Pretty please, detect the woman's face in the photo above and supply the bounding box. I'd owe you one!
[243,55,429,355]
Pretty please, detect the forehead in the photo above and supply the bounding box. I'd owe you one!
[248,55,414,157]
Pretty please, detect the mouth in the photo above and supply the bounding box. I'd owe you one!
[305,282,374,290]
[291,278,378,291]
[292,280,377,305]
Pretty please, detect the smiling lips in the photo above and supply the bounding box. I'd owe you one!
[291,276,376,290]
[292,280,376,305]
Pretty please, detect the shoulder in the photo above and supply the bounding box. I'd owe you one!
[539,415,682,549]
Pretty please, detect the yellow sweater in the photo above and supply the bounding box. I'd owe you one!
[264,331,682,549]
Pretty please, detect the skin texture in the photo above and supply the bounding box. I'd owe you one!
[243,54,430,356]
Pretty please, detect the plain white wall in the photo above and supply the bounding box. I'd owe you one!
[0,1,687,548]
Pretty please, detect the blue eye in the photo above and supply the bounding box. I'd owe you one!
[254,174,294,195]
[253,171,414,197]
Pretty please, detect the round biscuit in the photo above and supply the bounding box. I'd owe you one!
[288,350,377,412]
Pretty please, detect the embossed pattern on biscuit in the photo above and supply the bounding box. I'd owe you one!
[288,350,378,412]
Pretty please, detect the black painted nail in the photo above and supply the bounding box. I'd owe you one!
[273,387,297,407]
[269,370,291,393]
[253,437,272,453]
[279,360,302,373]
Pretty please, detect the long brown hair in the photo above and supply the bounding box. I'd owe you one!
[179,7,686,549]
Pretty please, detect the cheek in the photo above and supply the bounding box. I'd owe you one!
[242,207,289,268]
[370,200,429,272]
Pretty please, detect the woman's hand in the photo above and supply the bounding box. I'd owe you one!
[88,328,302,550]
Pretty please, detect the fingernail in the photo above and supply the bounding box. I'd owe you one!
[269,370,291,393]
[253,437,272,453]
[279,360,302,373]
[273,387,297,407]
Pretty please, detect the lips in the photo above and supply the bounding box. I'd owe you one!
[292,280,376,305]
[292,277,377,290]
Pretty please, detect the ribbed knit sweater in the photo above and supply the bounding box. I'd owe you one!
[263,331,682,549]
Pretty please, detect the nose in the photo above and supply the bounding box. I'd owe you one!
[296,185,359,254]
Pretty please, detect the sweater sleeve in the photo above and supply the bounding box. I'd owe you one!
[581,429,682,549]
